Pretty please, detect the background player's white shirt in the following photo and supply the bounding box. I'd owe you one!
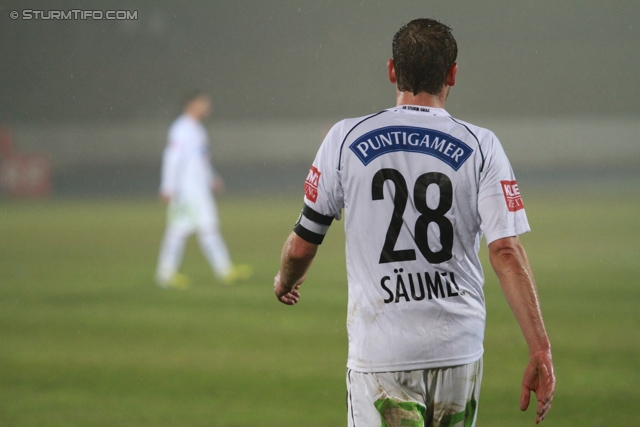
[160,114,217,227]
[294,106,530,372]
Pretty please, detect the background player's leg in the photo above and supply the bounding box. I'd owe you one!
[156,223,191,286]
[197,224,232,279]
[196,197,252,284]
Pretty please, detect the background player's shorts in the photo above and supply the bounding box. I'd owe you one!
[167,195,218,233]
[346,358,482,427]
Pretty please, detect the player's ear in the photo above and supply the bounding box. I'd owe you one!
[446,63,458,87]
[387,59,397,84]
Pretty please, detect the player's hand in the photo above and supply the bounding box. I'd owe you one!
[273,272,304,305]
[160,193,171,204]
[520,349,555,423]
[212,177,225,195]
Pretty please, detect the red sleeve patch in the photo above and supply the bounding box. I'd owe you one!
[304,166,321,202]
[501,180,525,212]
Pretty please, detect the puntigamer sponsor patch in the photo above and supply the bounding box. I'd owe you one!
[349,126,472,170]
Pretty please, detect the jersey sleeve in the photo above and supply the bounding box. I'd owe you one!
[477,132,531,245]
[293,123,345,244]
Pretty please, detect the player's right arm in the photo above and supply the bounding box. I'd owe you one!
[274,232,318,305]
[489,236,555,424]
[273,121,344,305]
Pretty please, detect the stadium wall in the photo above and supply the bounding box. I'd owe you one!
[3,117,639,196]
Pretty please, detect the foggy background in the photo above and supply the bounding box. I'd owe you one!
[0,0,638,196]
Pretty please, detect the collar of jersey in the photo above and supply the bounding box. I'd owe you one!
[387,105,450,117]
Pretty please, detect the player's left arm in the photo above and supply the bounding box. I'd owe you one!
[211,174,225,195]
[274,231,318,305]
[203,150,225,194]
[489,236,555,424]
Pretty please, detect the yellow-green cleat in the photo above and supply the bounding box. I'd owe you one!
[221,264,253,285]
[156,272,190,290]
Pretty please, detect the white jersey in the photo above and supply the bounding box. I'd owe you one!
[294,105,530,373]
[160,114,217,227]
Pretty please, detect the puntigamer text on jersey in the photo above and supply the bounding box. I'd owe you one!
[349,126,473,170]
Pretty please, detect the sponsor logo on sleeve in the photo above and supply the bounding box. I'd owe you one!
[304,165,321,202]
[501,180,524,212]
[348,126,473,170]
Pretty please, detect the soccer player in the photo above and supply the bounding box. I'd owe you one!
[156,91,251,288]
[273,19,555,426]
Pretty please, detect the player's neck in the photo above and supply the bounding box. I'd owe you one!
[184,110,203,122]
[395,87,448,109]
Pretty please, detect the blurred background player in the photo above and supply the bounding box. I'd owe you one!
[156,91,251,288]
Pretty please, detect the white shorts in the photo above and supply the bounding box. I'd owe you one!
[167,195,218,232]
[346,358,482,427]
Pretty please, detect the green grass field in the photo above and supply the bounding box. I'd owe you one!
[1,188,639,426]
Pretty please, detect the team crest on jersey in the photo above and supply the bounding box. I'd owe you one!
[304,165,321,202]
[349,126,473,170]
[501,180,524,212]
